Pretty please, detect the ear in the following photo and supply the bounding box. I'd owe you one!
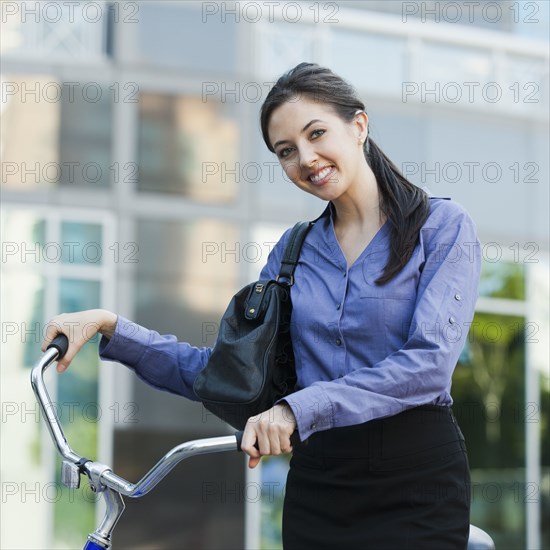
[353,110,369,142]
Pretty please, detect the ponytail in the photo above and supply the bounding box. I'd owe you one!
[366,138,429,284]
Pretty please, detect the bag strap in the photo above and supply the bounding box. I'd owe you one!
[277,221,314,285]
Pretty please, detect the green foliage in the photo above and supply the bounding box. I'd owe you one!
[479,261,525,300]
[453,312,526,468]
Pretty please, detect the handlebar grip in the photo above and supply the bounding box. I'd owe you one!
[235,431,244,452]
[47,334,69,360]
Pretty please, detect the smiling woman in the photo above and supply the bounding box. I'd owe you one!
[247,63,482,549]
[42,63,482,549]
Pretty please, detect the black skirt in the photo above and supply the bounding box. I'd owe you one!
[282,405,471,550]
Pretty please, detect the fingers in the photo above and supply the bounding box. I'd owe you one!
[41,318,74,372]
[41,319,64,352]
[241,423,261,469]
[40,310,107,373]
[240,407,296,469]
[248,456,262,469]
[56,350,75,373]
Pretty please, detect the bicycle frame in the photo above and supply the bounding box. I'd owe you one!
[31,336,242,550]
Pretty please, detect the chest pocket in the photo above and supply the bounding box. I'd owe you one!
[359,248,420,301]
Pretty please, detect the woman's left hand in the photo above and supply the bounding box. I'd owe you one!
[240,402,297,469]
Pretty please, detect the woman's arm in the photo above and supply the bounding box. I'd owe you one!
[98,315,212,400]
[41,310,213,401]
[283,203,482,441]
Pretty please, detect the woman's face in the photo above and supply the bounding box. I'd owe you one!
[267,97,368,202]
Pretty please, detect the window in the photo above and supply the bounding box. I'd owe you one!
[452,259,548,549]
[1,75,112,190]
[0,1,108,60]
[256,22,316,80]
[137,3,238,73]
[137,93,239,201]
[330,30,407,96]
[0,208,114,549]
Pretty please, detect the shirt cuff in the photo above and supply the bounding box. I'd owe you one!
[283,385,334,441]
[99,315,151,368]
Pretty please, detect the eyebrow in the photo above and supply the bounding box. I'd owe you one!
[272,119,325,150]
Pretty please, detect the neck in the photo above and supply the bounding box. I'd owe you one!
[331,164,384,230]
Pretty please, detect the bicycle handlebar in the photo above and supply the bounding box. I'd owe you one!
[30,338,241,498]
[47,333,70,360]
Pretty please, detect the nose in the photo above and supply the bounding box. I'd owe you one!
[298,142,319,174]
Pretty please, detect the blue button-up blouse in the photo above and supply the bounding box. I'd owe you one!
[100,195,481,441]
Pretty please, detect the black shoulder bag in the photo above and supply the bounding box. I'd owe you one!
[193,221,314,430]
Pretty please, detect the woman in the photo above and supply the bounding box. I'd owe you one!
[43,63,481,549]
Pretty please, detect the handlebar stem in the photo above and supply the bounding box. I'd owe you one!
[89,488,125,548]
[85,462,113,494]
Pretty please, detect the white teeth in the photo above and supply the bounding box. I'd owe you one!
[310,166,333,183]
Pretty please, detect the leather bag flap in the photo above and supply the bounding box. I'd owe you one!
[244,280,272,320]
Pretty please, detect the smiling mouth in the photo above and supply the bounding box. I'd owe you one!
[308,166,335,185]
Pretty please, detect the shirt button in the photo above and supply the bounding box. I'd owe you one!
[336,338,342,346]
[449,316,456,325]
[336,303,341,310]
[310,423,317,430]
[454,294,462,301]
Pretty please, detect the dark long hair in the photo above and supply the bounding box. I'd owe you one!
[260,62,429,285]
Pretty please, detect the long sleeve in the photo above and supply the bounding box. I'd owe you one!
[281,199,482,441]
[99,316,212,401]
[96,230,295,402]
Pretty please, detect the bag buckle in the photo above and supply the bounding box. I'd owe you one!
[276,275,294,285]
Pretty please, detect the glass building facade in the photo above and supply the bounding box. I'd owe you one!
[1,1,548,549]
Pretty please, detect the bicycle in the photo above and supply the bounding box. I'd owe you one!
[32,334,496,549]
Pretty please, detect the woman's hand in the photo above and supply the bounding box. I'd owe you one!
[41,309,117,373]
[240,402,297,469]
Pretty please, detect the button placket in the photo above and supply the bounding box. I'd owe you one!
[334,268,348,346]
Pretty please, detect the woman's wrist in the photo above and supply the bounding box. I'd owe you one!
[97,309,117,340]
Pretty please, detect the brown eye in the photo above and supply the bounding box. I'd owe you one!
[278,147,294,159]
